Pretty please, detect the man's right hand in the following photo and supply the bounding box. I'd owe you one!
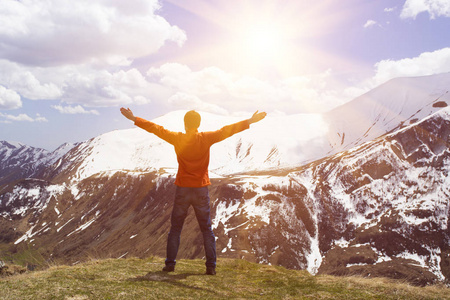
[249,111,267,124]
[120,107,136,122]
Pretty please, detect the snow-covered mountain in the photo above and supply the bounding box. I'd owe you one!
[43,111,330,183]
[0,73,449,286]
[325,73,450,153]
[38,73,450,184]
[0,141,75,186]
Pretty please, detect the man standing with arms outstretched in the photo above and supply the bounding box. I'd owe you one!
[120,108,266,275]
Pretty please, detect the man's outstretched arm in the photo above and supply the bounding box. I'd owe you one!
[120,107,178,144]
[208,110,267,144]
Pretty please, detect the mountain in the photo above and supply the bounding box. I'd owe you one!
[36,73,450,183]
[0,73,449,286]
[0,141,76,186]
[325,73,450,154]
[37,111,332,184]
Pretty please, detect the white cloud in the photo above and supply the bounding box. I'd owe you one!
[0,0,448,121]
[0,60,62,100]
[0,1,186,108]
[384,7,396,13]
[51,105,99,115]
[363,20,377,28]
[34,113,48,122]
[10,46,448,116]
[0,60,156,107]
[147,63,349,113]
[0,0,186,66]
[62,67,159,107]
[373,47,450,85]
[0,112,47,122]
[0,1,351,114]
[401,0,450,19]
[147,64,233,95]
[0,85,22,110]
[315,48,450,105]
[0,58,349,113]
[167,92,228,115]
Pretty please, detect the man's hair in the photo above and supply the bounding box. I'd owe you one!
[184,110,201,130]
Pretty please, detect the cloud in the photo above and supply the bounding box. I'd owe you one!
[0,1,351,114]
[10,46,448,116]
[34,113,48,122]
[51,105,99,115]
[147,64,233,95]
[167,92,228,115]
[0,0,186,66]
[401,0,450,19]
[322,48,450,105]
[384,7,396,13]
[0,112,48,123]
[373,47,450,85]
[147,63,349,113]
[0,60,62,100]
[0,1,187,109]
[0,58,349,113]
[0,60,156,107]
[0,85,22,110]
[0,0,448,121]
[363,20,377,28]
[60,67,154,107]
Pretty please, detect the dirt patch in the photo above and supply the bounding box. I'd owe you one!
[0,262,27,278]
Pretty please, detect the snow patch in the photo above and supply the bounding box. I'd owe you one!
[67,218,96,237]
[14,225,37,245]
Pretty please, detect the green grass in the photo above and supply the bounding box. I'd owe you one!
[0,246,47,269]
[0,257,449,299]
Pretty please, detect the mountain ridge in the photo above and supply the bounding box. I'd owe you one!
[325,73,450,154]
[0,141,75,186]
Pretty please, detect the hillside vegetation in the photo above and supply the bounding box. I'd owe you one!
[0,257,449,299]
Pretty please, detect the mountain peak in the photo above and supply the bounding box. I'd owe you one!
[325,72,450,154]
[0,140,25,149]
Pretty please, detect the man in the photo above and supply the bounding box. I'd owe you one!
[120,108,266,275]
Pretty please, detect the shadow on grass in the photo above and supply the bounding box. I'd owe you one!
[127,271,219,296]
[129,271,198,282]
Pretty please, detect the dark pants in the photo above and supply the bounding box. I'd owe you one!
[165,186,216,268]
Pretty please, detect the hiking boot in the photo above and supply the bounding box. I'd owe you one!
[162,265,175,272]
[206,267,216,275]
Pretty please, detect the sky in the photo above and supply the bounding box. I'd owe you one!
[0,0,450,150]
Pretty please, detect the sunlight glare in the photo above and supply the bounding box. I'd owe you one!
[242,23,286,63]
[165,0,353,78]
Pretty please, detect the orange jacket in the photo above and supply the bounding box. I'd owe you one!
[135,117,250,187]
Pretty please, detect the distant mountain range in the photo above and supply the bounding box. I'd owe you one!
[0,141,76,186]
[1,73,449,286]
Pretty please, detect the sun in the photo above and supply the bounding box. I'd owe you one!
[224,17,300,77]
[166,0,347,78]
[241,22,287,63]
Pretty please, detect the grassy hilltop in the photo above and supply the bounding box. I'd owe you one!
[0,257,449,299]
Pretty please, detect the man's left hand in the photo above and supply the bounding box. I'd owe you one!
[249,111,267,124]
